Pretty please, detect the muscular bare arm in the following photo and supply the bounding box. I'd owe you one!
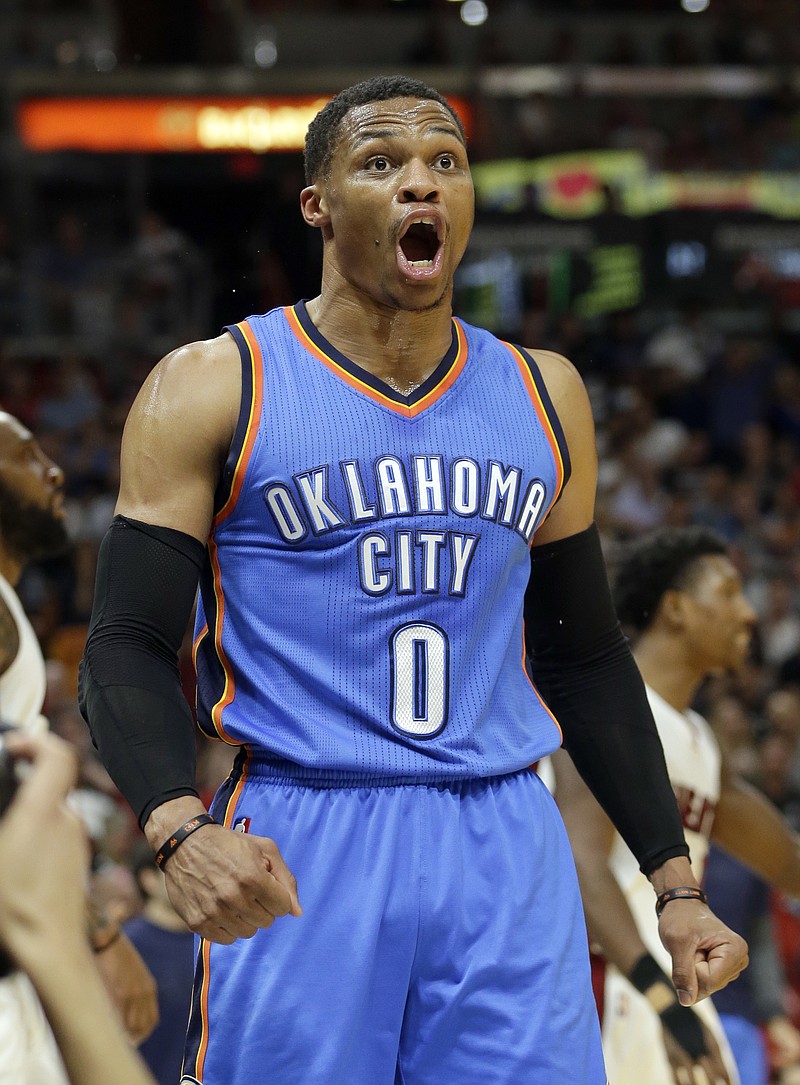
[114,332,241,540]
[99,334,301,940]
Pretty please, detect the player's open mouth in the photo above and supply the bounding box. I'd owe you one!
[397,215,444,279]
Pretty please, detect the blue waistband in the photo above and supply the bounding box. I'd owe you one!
[240,752,533,792]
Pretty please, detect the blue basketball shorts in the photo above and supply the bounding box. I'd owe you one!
[181,762,607,1085]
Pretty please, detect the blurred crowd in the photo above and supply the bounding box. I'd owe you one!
[5,198,800,1077]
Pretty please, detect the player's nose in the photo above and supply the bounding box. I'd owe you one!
[398,158,440,204]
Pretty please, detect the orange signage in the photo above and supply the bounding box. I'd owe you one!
[17,95,473,154]
[18,96,332,152]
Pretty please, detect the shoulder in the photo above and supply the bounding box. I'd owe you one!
[524,348,598,543]
[125,332,242,454]
[522,346,596,457]
[522,348,590,415]
[116,332,245,535]
[145,332,241,407]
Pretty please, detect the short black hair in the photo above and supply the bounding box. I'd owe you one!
[303,74,465,184]
[613,526,728,635]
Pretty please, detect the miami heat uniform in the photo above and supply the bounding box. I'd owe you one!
[180,302,607,1085]
[0,573,69,1085]
[599,686,740,1085]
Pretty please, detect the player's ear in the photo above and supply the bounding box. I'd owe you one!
[660,588,687,630]
[300,185,330,229]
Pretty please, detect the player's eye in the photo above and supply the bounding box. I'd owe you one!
[370,156,391,172]
[438,154,455,169]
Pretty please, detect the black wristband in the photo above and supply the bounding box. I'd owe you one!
[628,953,708,1060]
[660,1002,708,1060]
[154,813,216,870]
[655,885,708,918]
[629,951,668,995]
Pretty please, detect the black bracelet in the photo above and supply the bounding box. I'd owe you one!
[655,885,708,918]
[154,813,216,870]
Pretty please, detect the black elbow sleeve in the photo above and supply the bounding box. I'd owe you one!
[79,516,207,828]
[526,524,689,875]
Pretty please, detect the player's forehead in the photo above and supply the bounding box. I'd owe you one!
[337,97,465,153]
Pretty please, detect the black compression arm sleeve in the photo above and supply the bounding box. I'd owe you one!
[78,516,206,828]
[525,523,689,875]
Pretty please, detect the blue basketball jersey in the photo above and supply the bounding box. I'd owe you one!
[193,301,570,780]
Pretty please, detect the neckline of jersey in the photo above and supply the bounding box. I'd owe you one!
[290,299,463,411]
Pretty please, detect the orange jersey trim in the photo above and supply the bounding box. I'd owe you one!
[502,342,566,517]
[203,319,264,743]
[215,319,264,525]
[205,536,239,744]
[193,939,213,1078]
[188,754,250,1080]
[283,305,468,419]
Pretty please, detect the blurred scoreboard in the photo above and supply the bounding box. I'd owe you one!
[455,210,800,332]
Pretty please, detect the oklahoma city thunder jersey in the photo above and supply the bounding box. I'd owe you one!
[193,301,570,781]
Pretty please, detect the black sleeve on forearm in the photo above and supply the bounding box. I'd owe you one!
[525,523,690,876]
[78,515,206,828]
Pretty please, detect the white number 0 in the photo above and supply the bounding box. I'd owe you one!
[389,622,449,738]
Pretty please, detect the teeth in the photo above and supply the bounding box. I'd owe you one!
[408,259,433,267]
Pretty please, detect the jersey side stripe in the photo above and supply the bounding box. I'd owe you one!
[195,939,212,1078]
[206,536,239,744]
[215,320,264,526]
[284,304,468,418]
[183,755,250,1081]
[502,342,572,510]
[204,319,263,743]
[219,752,250,828]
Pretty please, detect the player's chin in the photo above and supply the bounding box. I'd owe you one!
[402,291,449,313]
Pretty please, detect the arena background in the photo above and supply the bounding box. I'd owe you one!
[3,1,800,1080]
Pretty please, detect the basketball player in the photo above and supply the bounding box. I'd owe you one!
[0,729,156,1085]
[79,76,747,1085]
[0,410,158,1083]
[551,526,800,1085]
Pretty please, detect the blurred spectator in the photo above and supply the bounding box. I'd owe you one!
[759,578,800,672]
[32,213,101,338]
[707,693,760,780]
[706,844,800,1085]
[37,356,102,436]
[118,209,208,348]
[124,847,195,1085]
[644,298,721,385]
[705,338,776,464]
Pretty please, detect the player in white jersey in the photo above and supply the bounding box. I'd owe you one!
[551,526,800,1085]
[0,411,157,1085]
